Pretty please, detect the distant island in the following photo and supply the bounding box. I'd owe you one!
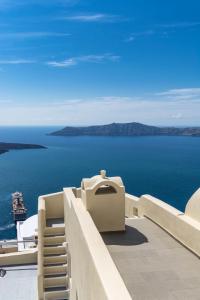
[0,142,47,155]
[50,122,200,137]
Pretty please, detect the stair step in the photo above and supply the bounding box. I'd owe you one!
[45,273,67,278]
[44,276,68,288]
[44,253,65,257]
[44,264,68,276]
[44,236,65,246]
[44,254,67,266]
[44,244,63,248]
[44,233,65,238]
[44,289,69,300]
[43,245,66,255]
[44,226,65,236]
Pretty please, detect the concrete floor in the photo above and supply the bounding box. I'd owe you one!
[0,264,37,300]
[102,217,200,300]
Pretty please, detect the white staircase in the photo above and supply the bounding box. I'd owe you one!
[43,224,69,300]
[38,216,69,300]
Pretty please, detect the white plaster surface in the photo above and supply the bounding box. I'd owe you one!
[0,264,37,300]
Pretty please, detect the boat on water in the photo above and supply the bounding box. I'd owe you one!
[12,192,27,222]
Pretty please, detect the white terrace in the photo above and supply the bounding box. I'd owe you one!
[0,170,200,300]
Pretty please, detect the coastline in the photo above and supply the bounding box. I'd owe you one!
[50,122,200,137]
[0,142,47,156]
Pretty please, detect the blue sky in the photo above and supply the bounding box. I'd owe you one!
[0,0,200,126]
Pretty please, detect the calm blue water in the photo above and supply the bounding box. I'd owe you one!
[0,126,200,239]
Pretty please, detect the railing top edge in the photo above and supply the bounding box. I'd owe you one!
[38,197,46,211]
[39,191,63,200]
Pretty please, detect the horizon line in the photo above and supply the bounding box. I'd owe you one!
[0,122,200,128]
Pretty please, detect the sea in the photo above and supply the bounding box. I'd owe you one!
[0,126,200,239]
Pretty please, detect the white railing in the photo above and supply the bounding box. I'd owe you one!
[0,239,37,246]
[64,188,132,300]
[125,192,200,257]
[37,196,46,300]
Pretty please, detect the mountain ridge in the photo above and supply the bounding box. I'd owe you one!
[50,122,200,137]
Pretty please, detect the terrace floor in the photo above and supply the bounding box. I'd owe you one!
[102,217,200,300]
[0,264,37,300]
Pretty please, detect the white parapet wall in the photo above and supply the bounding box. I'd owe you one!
[125,192,200,257]
[0,249,37,266]
[64,188,132,300]
[42,192,64,219]
[38,196,46,300]
[125,193,140,217]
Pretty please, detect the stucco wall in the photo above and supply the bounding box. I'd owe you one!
[0,249,37,266]
[38,196,46,300]
[125,193,139,217]
[81,179,125,232]
[64,188,131,300]
[43,192,64,219]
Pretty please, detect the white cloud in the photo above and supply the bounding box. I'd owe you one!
[125,30,155,42]
[1,94,200,126]
[157,88,200,95]
[125,36,135,42]
[61,13,124,23]
[47,54,120,68]
[0,32,70,39]
[158,22,200,29]
[96,96,134,102]
[48,58,76,68]
[171,113,183,119]
[0,59,35,64]
[156,88,200,101]
[125,21,200,43]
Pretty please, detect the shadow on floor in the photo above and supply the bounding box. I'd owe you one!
[46,218,64,227]
[101,225,148,246]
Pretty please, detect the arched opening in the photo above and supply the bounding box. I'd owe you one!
[95,185,117,195]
